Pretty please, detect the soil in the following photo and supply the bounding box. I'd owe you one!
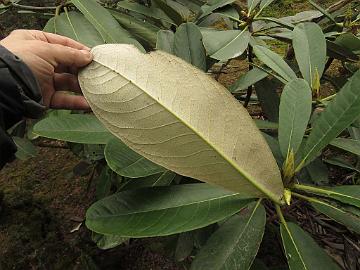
[0,0,358,269]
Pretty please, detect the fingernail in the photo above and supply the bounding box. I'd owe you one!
[81,49,93,59]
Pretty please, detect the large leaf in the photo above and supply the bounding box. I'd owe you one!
[110,11,160,47]
[260,0,275,10]
[79,44,284,202]
[86,184,254,237]
[280,222,340,270]
[190,200,266,270]
[174,23,206,71]
[295,185,360,208]
[292,23,327,87]
[71,0,143,50]
[312,200,360,234]
[156,30,175,54]
[152,0,184,25]
[330,137,360,156]
[335,33,360,54]
[201,29,251,61]
[299,71,360,168]
[253,45,297,83]
[33,114,114,144]
[278,79,312,158]
[49,11,104,47]
[229,67,268,93]
[105,138,166,178]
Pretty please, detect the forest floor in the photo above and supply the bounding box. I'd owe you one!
[0,0,356,270]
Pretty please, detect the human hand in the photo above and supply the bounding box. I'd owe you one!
[0,30,93,110]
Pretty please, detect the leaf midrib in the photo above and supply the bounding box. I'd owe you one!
[91,57,282,202]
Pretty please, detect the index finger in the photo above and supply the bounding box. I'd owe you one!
[33,30,90,51]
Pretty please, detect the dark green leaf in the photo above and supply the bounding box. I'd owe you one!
[71,0,144,50]
[305,158,329,185]
[279,79,312,158]
[324,157,360,173]
[110,10,160,47]
[96,166,113,200]
[255,119,278,130]
[308,0,337,24]
[247,0,261,13]
[229,67,268,93]
[117,0,174,24]
[33,114,114,144]
[105,138,166,178]
[312,200,360,234]
[190,201,266,270]
[175,232,194,262]
[86,184,253,237]
[255,78,280,122]
[280,222,340,270]
[327,40,359,62]
[253,45,297,82]
[330,137,360,156]
[156,30,175,54]
[300,70,360,168]
[335,33,360,55]
[153,0,184,25]
[13,137,37,160]
[92,232,128,250]
[260,0,275,10]
[262,133,283,167]
[174,23,206,71]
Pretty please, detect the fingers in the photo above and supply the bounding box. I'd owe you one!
[49,43,93,69]
[54,73,81,93]
[50,92,90,110]
[33,30,90,51]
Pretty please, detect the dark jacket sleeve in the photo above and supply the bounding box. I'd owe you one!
[0,45,45,169]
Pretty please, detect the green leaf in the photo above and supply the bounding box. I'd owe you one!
[295,185,360,208]
[308,0,337,24]
[253,45,297,83]
[229,67,268,93]
[33,114,114,144]
[105,138,166,178]
[96,166,113,200]
[279,79,312,158]
[305,158,329,185]
[91,232,128,250]
[330,137,360,156]
[117,0,174,24]
[190,200,266,270]
[247,0,261,13]
[156,30,175,54]
[335,33,360,55]
[260,0,275,10]
[79,44,284,203]
[13,137,37,160]
[262,133,283,167]
[201,29,251,61]
[324,157,360,173]
[174,23,206,71]
[86,184,253,237]
[71,0,144,50]
[120,170,177,191]
[53,11,104,47]
[327,40,359,62]
[312,200,360,234]
[255,78,280,122]
[300,70,360,168]
[254,119,278,130]
[153,0,184,25]
[280,222,340,270]
[199,0,236,19]
[110,11,160,47]
[292,23,327,87]
[175,232,194,262]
